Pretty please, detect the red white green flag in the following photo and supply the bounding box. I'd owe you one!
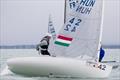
[54,35,73,47]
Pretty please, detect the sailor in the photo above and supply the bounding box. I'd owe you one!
[99,47,105,62]
[36,33,52,56]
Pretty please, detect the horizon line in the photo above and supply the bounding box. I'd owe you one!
[0,44,120,49]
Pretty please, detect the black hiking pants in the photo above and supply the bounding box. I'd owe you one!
[41,50,50,56]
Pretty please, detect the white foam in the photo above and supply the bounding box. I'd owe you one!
[0,66,13,76]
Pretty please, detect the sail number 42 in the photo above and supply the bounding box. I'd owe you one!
[64,17,82,32]
[93,64,106,70]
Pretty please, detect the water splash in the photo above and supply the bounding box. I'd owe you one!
[0,66,13,76]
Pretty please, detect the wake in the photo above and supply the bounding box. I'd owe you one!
[0,66,13,76]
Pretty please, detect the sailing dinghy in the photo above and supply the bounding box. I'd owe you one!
[7,0,112,78]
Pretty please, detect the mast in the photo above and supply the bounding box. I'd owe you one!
[97,0,104,62]
[64,0,67,23]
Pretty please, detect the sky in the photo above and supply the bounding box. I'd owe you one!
[0,0,120,46]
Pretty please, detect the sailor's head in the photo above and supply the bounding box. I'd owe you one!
[45,33,52,39]
[40,40,48,45]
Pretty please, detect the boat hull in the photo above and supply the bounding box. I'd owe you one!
[7,56,112,78]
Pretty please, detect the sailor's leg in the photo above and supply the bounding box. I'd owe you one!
[99,54,104,62]
[41,50,50,56]
[99,58,102,62]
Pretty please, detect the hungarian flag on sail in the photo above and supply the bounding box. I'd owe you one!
[54,35,73,47]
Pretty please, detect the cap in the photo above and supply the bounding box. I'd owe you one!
[46,33,52,37]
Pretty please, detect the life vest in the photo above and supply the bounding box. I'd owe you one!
[40,36,50,45]
[36,36,50,51]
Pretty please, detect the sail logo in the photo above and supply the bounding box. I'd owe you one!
[76,0,96,14]
[54,35,73,47]
[69,0,79,9]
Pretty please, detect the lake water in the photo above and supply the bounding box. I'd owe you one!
[0,49,120,80]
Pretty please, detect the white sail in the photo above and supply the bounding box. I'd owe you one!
[65,0,79,22]
[48,14,56,40]
[49,0,103,59]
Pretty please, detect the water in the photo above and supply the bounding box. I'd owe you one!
[0,49,120,80]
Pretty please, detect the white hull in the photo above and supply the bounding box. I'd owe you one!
[7,56,112,78]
